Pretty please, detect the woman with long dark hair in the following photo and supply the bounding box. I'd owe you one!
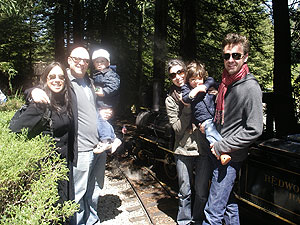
[11,62,74,205]
[165,59,212,225]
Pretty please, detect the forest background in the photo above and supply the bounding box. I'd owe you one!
[0,0,299,137]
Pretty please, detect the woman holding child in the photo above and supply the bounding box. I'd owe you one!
[165,59,212,225]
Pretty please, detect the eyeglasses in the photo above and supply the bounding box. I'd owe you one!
[222,53,243,61]
[169,69,185,79]
[70,56,90,64]
[47,74,65,81]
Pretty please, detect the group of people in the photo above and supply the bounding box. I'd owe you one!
[12,46,121,225]
[165,33,263,225]
[10,32,263,225]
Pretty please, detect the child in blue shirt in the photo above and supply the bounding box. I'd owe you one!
[92,49,121,154]
[181,61,231,165]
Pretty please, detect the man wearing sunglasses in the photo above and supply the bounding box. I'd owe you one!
[28,46,111,225]
[202,34,263,225]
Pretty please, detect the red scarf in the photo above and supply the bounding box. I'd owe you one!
[214,64,249,124]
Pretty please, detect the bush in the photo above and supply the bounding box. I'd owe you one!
[0,92,24,112]
[0,109,78,224]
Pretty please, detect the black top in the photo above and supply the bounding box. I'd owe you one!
[10,102,74,203]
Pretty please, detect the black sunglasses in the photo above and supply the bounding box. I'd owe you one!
[48,74,65,81]
[70,56,90,64]
[169,69,185,79]
[222,53,243,61]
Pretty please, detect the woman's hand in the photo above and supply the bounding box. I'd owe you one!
[178,93,190,107]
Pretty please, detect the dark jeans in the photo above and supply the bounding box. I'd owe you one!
[175,154,212,225]
[202,158,242,225]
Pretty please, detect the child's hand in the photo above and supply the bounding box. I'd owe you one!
[195,84,207,92]
[189,85,207,99]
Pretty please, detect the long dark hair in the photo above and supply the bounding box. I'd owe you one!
[40,62,72,117]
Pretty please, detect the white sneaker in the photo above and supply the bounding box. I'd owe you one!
[110,138,122,154]
[93,141,112,154]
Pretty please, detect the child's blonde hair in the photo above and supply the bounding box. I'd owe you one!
[186,60,208,82]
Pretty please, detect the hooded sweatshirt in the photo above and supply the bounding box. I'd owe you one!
[214,73,263,162]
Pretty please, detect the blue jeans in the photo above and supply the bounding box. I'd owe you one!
[202,119,222,144]
[70,151,107,225]
[175,154,212,225]
[202,158,242,225]
[97,114,116,141]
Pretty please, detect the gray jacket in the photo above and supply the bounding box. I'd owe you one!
[214,73,263,162]
[165,91,210,156]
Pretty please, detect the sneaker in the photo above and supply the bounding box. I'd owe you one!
[93,141,112,154]
[110,138,122,154]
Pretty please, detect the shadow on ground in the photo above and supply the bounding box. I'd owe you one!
[98,194,122,222]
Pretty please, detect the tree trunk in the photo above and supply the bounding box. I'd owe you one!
[272,0,298,137]
[153,0,168,111]
[73,0,83,45]
[66,0,71,54]
[180,0,197,62]
[137,8,144,109]
[54,2,65,63]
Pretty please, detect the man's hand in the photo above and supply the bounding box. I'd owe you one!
[210,144,220,160]
[99,108,113,120]
[95,87,104,97]
[31,88,50,103]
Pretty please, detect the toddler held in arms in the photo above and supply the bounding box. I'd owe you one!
[181,61,231,165]
[92,49,121,154]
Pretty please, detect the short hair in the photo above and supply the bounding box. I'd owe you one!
[186,61,208,82]
[166,58,186,74]
[222,33,250,55]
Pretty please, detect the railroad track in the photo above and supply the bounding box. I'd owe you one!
[103,154,178,225]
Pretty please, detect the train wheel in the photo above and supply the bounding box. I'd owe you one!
[132,148,151,167]
[137,149,146,161]
[163,153,177,180]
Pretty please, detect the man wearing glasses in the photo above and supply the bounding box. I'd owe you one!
[30,46,111,225]
[202,33,263,225]
[165,59,211,225]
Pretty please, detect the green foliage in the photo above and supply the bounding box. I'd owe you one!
[0,0,296,113]
[292,64,300,122]
[289,1,300,65]
[0,92,24,111]
[0,0,54,93]
[0,62,18,93]
[0,108,78,224]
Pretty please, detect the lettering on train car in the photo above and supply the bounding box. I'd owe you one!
[264,175,299,194]
[240,154,300,224]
